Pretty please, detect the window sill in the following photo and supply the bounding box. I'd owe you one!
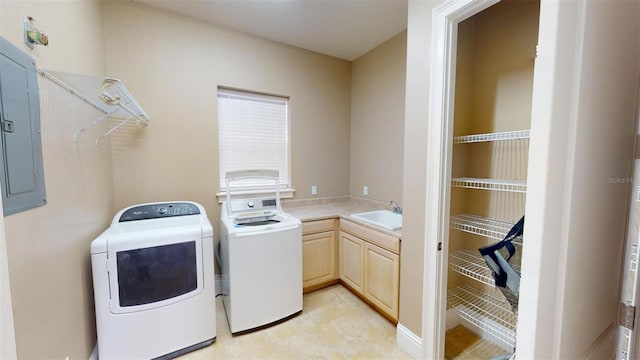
[216,188,296,203]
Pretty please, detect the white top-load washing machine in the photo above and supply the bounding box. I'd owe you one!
[91,201,216,360]
[220,170,302,334]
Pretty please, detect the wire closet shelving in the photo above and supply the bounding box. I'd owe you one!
[37,69,149,144]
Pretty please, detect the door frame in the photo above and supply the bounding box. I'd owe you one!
[421,0,500,358]
[617,84,640,359]
[423,0,640,358]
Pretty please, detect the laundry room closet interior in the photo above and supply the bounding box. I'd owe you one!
[444,0,539,357]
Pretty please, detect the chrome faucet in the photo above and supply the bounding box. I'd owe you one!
[389,201,403,214]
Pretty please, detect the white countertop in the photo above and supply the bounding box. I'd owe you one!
[282,196,402,238]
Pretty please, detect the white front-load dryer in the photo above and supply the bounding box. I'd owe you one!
[220,198,302,334]
[91,201,216,359]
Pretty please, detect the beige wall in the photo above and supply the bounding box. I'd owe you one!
[517,0,639,357]
[349,31,406,203]
[455,1,537,136]
[400,0,439,337]
[467,1,538,135]
[102,2,351,234]
[0,1,113,359]
[1,197,15,360]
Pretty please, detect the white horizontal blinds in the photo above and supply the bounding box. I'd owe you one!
[218,88,289,188]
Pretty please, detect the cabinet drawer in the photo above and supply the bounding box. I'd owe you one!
[302,218,336,235]
[340,219,400,254]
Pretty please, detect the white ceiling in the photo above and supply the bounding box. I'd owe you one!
[133,0,408,61]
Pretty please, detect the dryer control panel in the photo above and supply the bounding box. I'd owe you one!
[119,202,200,222]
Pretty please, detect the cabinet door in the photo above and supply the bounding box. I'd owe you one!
[302,231,337,290]
[364,242,399,320]
[339,231,364,294]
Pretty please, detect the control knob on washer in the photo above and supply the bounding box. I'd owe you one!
[247,201,255,208]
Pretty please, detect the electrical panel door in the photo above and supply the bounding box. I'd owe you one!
[0,36,46,215]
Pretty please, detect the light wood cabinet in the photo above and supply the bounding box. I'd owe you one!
[302,219,338,292]
[363,242,399,319]
[339,219,400,322]
[338,231,365,293]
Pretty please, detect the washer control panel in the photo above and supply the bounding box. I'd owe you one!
[118,202,200,222]
[229,198,277,213]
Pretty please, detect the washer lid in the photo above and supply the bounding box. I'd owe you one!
[91,201,213,254]
[234,218,281,227]
[224,169,283,220]
[91,214,214,254]
[224,211,301,235]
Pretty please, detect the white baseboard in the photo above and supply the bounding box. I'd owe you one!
[396,323,423,359]
[89,345,98,360]
[585,323,617,359]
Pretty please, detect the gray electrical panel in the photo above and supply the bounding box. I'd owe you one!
[0,36,46,216]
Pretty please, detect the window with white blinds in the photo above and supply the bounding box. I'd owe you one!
[217,88,289,190]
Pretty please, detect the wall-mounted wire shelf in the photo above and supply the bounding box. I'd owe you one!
[37,68,149,145]
[453,130,530,144]
[452,177,527,193]
[449,249,496,286]
[448,284,517,349]
[630,243,638,274]
[449,249,521,287]
[621,242,638,319]
[451,213,523,245]
[621,328,632,360]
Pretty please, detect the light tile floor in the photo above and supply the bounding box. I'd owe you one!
[179,284,413,359]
